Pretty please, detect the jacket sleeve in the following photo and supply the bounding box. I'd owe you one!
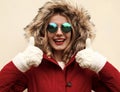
[92,62,120,92]
[0,61,27,92]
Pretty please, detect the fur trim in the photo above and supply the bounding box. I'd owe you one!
[24,0,96,62]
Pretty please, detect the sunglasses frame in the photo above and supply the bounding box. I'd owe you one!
[47,22,72,33]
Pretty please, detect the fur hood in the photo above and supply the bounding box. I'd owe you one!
[24,0,96,62]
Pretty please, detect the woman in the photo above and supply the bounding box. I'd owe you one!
[0,0,120,92]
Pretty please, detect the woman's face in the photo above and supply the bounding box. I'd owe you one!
[47,14,72,52]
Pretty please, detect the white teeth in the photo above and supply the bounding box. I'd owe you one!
[54,39,65,42]
[55,40,64,42]
[53,38,65,42]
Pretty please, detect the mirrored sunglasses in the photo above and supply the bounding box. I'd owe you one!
[47,22,72,33]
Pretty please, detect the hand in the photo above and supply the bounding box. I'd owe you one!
[75,38,107,73]
[13,37,43,72]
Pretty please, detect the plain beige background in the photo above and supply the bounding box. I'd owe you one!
[0,0,120,69]
[0,0,120,91]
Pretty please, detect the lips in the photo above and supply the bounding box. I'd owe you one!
[53,38,65,45]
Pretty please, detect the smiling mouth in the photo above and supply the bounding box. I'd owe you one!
[53,39,65,45]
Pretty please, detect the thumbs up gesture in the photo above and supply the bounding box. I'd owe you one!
[13,37,43,72]
[75,38,107,73]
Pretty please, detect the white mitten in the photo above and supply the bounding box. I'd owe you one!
[75,38,107,73]
[12,37,43,72]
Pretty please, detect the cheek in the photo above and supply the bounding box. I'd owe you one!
[47,33,54,44]
[66,33,72,41]
[47,32,52,39]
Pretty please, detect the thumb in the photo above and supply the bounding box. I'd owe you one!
[28,36,35,46]
[85,38,92,49]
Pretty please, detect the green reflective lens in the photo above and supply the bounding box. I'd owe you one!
[61,22,72,33]
[47,23,58,33]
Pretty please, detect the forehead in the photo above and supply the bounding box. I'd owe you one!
[49,14,68,24]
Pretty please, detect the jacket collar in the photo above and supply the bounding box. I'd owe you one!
[43,54,76,67]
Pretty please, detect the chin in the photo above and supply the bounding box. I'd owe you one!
[53,46,66,51]
[54,48,65,51]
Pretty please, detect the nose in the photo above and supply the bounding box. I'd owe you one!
[56,27,63,36]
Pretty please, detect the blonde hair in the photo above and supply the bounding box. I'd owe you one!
[24,0,96,63]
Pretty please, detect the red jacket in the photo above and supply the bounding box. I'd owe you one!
[0,54,120,92]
